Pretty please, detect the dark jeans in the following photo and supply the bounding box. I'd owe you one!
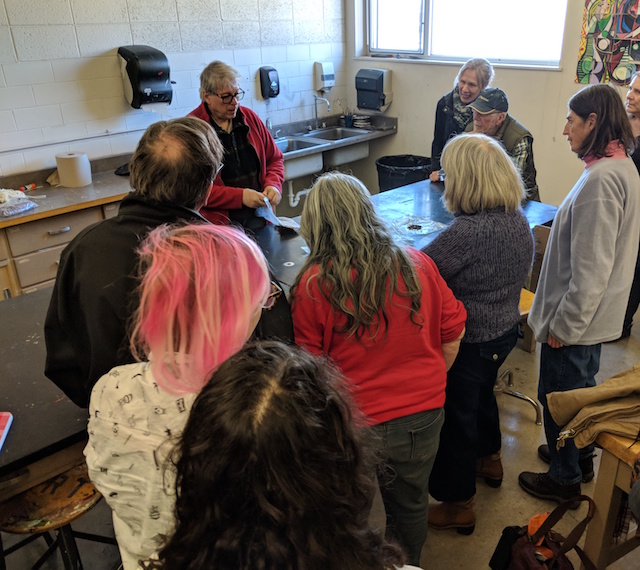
[429,325,518,503]
[623,247,640,333]
[538,343,601,486]
[374,408,444,566]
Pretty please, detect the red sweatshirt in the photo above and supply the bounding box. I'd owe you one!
[188,104,284,224]
[292,248,466,425]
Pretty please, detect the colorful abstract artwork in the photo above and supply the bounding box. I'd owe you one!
[576,0,640,85]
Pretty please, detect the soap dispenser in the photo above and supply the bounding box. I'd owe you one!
[259,66,279,99]
[314,62,335,92]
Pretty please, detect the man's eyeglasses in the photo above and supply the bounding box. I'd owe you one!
[211,89,245,104]
[213,163,224,180]
[263,281,283,311]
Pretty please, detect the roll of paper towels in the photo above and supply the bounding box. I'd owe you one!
[55,152,92,187]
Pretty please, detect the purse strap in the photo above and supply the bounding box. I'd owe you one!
[529,494,597,569]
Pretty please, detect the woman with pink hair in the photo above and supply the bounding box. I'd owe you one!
[84,223,271,570]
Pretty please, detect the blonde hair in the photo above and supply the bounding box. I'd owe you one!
[199,61,241,101]
[291,172,422,341]
[441,133,525,214]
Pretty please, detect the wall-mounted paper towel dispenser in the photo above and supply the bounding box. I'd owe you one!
[118,45,172,109]
[355,68,392,113]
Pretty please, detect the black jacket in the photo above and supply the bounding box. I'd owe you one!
[44,194,207,408]
[430,91,472,173]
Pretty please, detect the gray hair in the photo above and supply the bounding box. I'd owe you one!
[292,172,423,341]
[455,58,494,91]
[129,117,224,209]
[199,61,241,101]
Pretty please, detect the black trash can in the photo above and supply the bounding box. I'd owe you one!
[376,155,431,192]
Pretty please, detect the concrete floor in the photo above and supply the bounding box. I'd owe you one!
[3,331,640,569]
[407,329,640,569]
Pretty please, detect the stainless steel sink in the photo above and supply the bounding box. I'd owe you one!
[274,137,330,181]
[275,137,326,153]
[303,127,371,140]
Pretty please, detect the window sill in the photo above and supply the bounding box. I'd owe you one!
[354,55,562,72]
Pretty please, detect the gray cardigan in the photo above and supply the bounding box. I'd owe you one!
[528,157,640,345]
[424,208,533,343]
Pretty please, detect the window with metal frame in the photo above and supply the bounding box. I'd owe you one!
[368,0,569,68]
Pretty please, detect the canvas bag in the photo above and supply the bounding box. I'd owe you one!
[489,495,596,570]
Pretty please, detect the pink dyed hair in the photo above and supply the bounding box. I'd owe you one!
[130,223,270,394]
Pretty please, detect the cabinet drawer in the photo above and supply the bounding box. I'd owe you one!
[22,278,55,295]
[103,202,120,219]
[6,207,102,257]
[14,244,65,288]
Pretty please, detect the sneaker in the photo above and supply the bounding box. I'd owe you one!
[518,471,581,508]
[537,444,594,483]
[476,453,503,488]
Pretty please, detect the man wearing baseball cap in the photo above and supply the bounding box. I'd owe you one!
[467,87,540,201]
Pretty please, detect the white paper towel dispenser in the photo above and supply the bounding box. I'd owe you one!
[118,45,172,109]
[355,68,392,113]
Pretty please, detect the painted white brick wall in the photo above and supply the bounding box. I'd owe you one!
[0,0,347,177]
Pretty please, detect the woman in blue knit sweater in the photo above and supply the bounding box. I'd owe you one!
[423,133,534,534]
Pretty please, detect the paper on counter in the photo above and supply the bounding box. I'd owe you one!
[256,197,301,231]
[0,189,26,203]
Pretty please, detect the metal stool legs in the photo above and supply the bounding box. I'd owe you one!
[495,369,542,425]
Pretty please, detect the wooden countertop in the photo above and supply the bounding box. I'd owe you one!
[596,431,640,467]
[0,170,131,230]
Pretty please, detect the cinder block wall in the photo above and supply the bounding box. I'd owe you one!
[0,0,347,176]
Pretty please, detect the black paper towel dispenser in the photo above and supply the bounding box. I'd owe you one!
[118,45,172,109]
[355,68,392,112]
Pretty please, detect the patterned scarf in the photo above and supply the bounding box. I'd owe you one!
[452,86,474,131]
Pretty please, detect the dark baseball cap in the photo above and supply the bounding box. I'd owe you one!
[468,88,508,114]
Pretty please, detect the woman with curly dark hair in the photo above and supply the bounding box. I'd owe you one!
[154,341,413,570]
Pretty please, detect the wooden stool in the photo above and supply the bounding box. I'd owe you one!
[0,461,117,570]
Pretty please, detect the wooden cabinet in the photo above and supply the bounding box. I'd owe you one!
[1,207,103,298]
[0,164,128,301]
[103,202,120,219]
[0,231,19,299]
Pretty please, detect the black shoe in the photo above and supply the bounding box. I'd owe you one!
[518,471,581,508]
[537,444,595,483]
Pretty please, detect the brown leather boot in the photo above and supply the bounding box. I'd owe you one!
[476,452,503,488]
[428,498,475,535]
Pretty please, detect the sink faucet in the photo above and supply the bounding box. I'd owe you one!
[274,129,282,139]
[314,95,330,129]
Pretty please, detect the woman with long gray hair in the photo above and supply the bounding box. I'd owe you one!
[291,172,466,566]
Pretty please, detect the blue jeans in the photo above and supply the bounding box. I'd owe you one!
[374,408,444,566]
[538,343,601,486]
[430,325,518,502]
